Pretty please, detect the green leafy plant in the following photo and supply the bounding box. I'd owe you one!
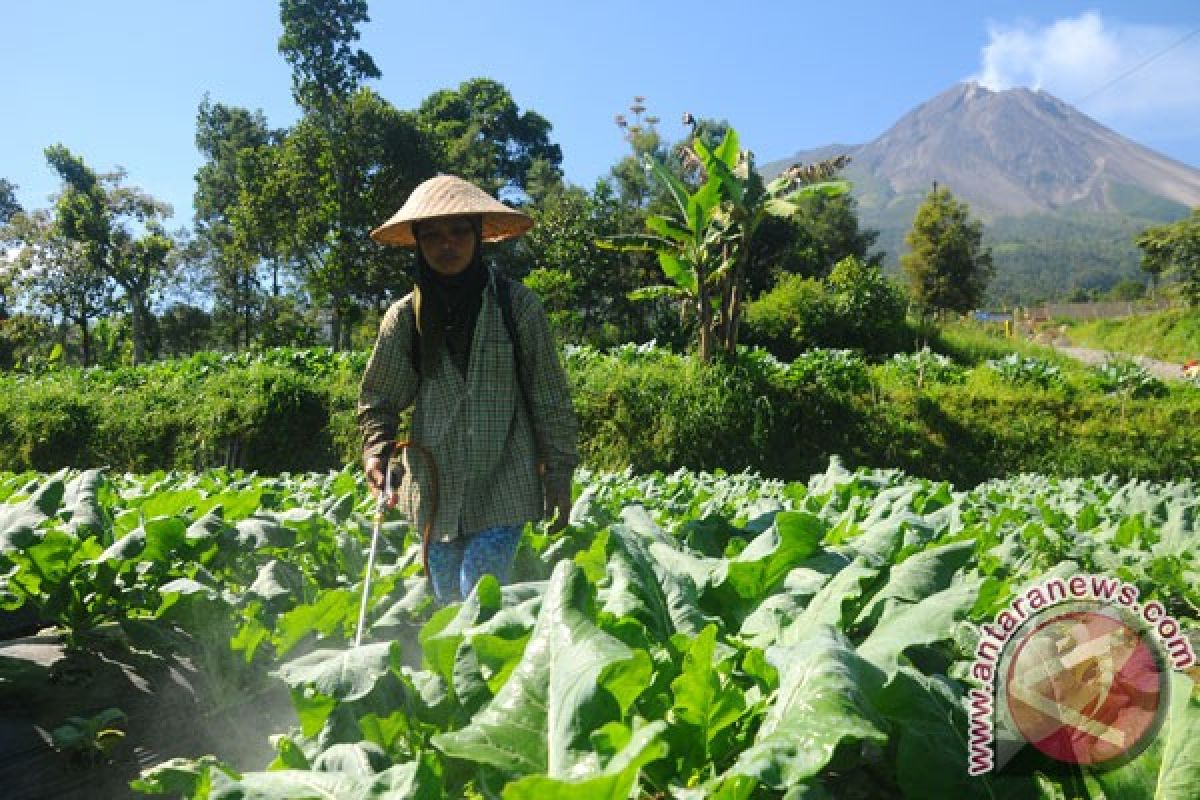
[889,346,967,387]
[0,464,1195,799]
[1092,358,1167,399]
[50,707,127,765]
[985,353,1065,389]
[598,123,849,361]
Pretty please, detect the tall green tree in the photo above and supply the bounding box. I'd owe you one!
[521,180,655,345]
[193,98,277,349]
[5,208,112,365]
[417,78,563,198]
[1136,209,1200,306]
[748,190,880,295]
[275,0,436,347]
[246,88,436,343]
[900,184,993,319]
[0,178,20,225]
[44,145,175,364]
[278,0,379,115]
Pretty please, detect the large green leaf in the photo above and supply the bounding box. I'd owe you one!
[874,666,1035,800]
[670,625,746,762]
[855,540,976,630]
[687,177,723,233]
[208,760,437,799]
[236,515,296,550]
[721,511,827,602]
[0,477,64,551]
[273,588,357,656]
[646,154,692,219]
[501,721,668,799]
[856,581,979,679]
[656,252,698,293]
[275,641,401,703]
[62,468,111,537]
[713,128,741,171]
[433,561,643,778]
[186,505,230,544]
[645,214,692,244]
[601,524,711,639]
[697,132,745,209]
[729,627,887,789]
[135,488,205,520]
[248,558,305,603]
[778,558,879,647]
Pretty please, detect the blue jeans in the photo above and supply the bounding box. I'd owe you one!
[426,524,522,603]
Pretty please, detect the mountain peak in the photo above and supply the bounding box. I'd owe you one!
[845,81,1200,218]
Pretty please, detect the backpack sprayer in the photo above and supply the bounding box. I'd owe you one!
[354,440,438,647]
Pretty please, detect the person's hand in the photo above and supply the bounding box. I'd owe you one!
[364,453,400,508]
[545,486,572,534]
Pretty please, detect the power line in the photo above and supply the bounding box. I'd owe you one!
[1076,26,1200,105]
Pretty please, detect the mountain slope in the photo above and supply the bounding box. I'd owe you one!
[763,83,1200,303]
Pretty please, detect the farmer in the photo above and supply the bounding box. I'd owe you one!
[357,174,579,604]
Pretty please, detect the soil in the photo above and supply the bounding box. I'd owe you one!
[0,622,296,800]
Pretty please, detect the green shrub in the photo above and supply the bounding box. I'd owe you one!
[743,259,911,359]
[192,363,336,473]
[1090,358,1167,399]
[3,343,1200,486]
[742,274,831,360]
[887,347,967,387]
[985,353,1065,389]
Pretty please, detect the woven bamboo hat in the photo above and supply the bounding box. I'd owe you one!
[370,174,533,247]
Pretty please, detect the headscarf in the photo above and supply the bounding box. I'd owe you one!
[412,215,488,376]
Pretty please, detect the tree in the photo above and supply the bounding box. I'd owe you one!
[1136,209,1200,306]
[5,208,112,365]
[275,0,437,348]
[194,98,277,349]
[748,191,881,295]
[43,145,176,364]
[244,89,436,346]
[0,178,21,225]
[159,303,214,357]
[278,0,379,116]
[417,78,563,198]
[520,180,653,345]
[901,184,993,319]
[600,123,849,362]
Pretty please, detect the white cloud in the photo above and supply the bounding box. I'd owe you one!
[972,12,1200,124]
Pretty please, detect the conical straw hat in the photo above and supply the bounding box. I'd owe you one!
[370,174,533,247]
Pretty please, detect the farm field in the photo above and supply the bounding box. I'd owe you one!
[0,462,1196,798]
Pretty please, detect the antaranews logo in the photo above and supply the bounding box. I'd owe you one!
[966,573,1196,776]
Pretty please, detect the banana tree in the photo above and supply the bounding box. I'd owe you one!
[599,124,849,362]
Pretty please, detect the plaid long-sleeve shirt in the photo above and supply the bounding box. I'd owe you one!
[357,269,579,542]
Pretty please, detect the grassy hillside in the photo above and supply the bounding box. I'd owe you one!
[1063,307,1200,364]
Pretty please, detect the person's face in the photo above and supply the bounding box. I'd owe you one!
[417,217,477,276]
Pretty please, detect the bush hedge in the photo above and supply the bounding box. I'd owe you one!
[1,345,1198,485]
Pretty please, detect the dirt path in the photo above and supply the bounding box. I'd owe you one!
[1049,344,1188,382]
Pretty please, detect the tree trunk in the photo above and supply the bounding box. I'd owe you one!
[78,316,91,367]
[725,279,743,355]
[130,293,147,365]
[697,267,712,363]
[330,306,343,352]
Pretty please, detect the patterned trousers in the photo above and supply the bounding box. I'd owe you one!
[426,524,522,603]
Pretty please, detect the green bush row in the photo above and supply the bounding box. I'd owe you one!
[2,345,1198,485]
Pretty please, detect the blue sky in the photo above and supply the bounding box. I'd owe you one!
[3,2,1198,227]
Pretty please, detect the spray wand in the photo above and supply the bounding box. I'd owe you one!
[354,440,439,647]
